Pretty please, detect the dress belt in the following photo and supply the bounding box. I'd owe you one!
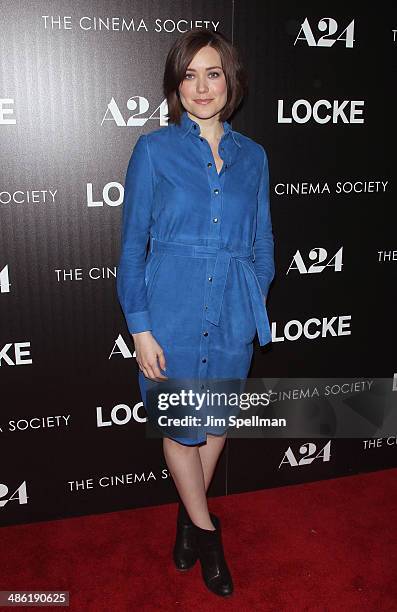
[149,237,271,346]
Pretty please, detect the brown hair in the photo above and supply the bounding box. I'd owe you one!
[163,28,248,125]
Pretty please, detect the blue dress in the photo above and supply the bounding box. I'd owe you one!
[116,110,275,445]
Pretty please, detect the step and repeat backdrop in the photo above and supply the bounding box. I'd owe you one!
[1,2,396,527]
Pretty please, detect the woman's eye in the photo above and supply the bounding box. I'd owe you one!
[184,71,221,79]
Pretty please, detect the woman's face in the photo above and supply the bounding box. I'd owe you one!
[178,45,227,121]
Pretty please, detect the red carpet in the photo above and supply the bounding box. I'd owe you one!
[0,468,396,611]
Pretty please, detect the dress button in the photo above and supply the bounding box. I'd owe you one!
[207,162,212,167]
[213,217,218,223]
[203,331,208,336]
[204,305,208,310]
[208,276,212,282]
[214,188,219,194]
[202,358,207,363]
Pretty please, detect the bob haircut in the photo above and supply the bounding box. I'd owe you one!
[163,28,248,125]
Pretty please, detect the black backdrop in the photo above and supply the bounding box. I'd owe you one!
[1,1,396,527]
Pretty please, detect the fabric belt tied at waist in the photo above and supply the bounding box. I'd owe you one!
[149,237,271,346]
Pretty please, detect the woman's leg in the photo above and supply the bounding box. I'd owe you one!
[163,433,227,530]
[163,437,213,529]
[198,433,227,492]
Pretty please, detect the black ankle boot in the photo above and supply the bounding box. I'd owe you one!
[173,502,198,571]
[173,504,220,572]
[196,515,234,597]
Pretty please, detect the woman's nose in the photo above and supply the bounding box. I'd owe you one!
[196,78,209,93]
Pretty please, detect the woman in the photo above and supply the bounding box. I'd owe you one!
[117,29,275,597]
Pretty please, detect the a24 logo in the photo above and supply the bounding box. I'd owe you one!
[101,97,168,127]
[279,441,331,468]
[294,18,355,48]
[287,247,343,274]
[0,481,28,507]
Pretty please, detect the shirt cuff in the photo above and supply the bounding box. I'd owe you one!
[126,311,152,334]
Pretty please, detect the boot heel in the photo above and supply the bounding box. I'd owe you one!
[196,515,234,597]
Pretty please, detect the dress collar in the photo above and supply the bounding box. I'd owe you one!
[177,109,241,148]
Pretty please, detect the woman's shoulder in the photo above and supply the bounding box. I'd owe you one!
[237,132,265,150]
[141,123,176,147]
[232,129,268,163]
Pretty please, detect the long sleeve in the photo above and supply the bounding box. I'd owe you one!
[116,134,155,334]
[253,146,275,299]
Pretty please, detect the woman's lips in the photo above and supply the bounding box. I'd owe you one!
[194,99,213,105]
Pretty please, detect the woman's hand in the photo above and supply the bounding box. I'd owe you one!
[132,331,168,381]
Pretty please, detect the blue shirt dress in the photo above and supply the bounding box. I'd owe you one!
[117,110,275,445]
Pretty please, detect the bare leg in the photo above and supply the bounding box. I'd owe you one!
[163,437,215,530]
[163,433,227,530]
[198,433,227,492]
